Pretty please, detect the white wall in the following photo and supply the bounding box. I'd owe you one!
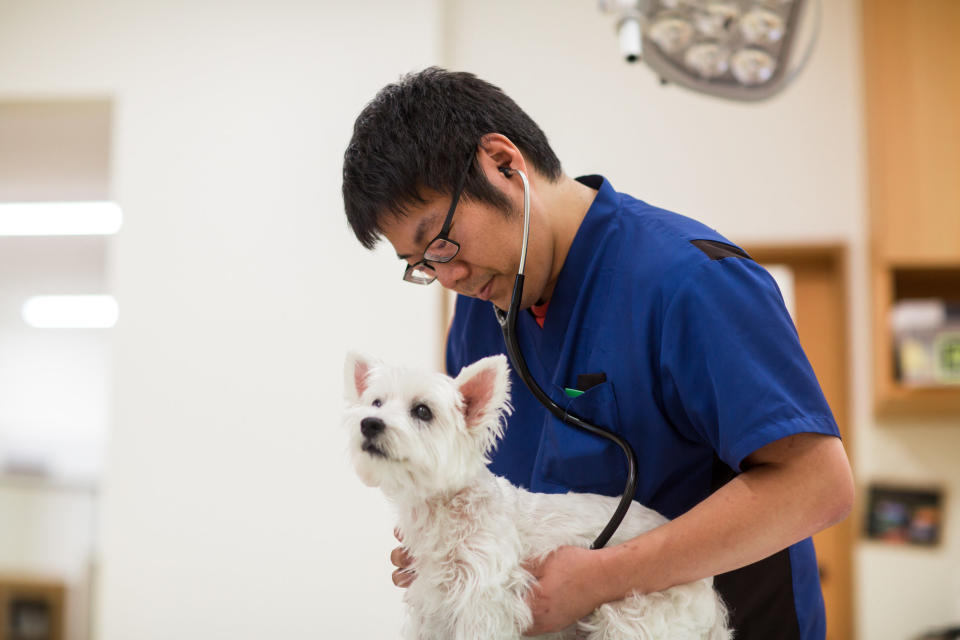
[858,423,960,637]
[443,1,959,639]
[1,1,441,638]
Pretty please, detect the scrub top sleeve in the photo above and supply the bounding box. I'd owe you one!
[658,258,840,472]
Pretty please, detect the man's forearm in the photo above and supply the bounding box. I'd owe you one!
[594,434,853,601]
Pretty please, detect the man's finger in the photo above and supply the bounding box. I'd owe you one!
[393,568,416,588]
[391,546,412,569]
[522,556,545,579]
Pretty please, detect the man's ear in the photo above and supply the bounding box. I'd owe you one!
[478,133,528,181]
[344,351,376,403]
[454,355,512,439]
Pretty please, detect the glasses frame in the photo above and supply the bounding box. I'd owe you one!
[402,154,473,285]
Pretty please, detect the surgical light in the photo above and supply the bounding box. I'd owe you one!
[600,0,818,101]
[648,17,694,54]
[731,48,776,85]
[685,42,730,79]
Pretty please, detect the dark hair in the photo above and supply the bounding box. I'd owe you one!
[342,67,562,249]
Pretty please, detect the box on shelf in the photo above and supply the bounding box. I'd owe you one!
[890,299,960,386]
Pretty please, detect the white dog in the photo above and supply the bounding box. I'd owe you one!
[343,352,730,640]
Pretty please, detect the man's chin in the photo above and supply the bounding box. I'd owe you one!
[491,299,508,312]
[492,289,520,312]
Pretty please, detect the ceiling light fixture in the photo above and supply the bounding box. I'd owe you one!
[22,295,119,329]
[600,0,819,101]
[0,201,122,236]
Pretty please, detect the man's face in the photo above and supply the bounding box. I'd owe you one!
[380,182,552,311]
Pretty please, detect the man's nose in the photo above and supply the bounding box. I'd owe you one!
[433,260,468,290]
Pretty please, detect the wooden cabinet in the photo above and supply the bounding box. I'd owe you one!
[864,0,960,416]
[864,0,960,263]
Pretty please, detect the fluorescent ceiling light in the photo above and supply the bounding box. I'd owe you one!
[22,295,119,329]
[0,201,122,236]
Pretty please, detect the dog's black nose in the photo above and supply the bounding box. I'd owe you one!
[361,417,386,438]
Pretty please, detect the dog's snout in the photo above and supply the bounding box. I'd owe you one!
[361,417,386,438]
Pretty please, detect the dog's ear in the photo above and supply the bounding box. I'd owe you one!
[454,355,512,449]
[344,351,376,402]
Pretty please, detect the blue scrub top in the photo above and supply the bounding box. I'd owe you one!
[446,175,841,640]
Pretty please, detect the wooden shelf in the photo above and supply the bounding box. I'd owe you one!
[872,265,960,418]
[864,0,960,419]
[876,385,960,418]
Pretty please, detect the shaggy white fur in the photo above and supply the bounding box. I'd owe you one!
[343,352,731,640]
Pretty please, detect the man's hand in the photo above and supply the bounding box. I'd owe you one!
[391,528,416,587]
[522,545,611,636]
[522,434,853,635]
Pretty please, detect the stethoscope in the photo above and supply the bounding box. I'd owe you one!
[494,166,638,550]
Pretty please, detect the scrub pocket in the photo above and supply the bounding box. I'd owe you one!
[536,381,626,493]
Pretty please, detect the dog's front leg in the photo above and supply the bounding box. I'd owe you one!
[448,604,528,640]
[400,612,425,640]
[407,582,532,640]
[447,590,576,640]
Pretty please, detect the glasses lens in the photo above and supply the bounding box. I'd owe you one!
[423,237,460,263]
[403,263,436,285]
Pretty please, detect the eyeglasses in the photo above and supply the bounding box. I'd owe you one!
[402,155,472,285]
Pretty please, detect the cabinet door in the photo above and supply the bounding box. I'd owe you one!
[864,0,960,262]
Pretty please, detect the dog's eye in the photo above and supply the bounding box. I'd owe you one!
[411,403,433,422]
[372,398,382,408]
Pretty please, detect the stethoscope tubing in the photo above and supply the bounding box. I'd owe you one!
[494,167,639,550]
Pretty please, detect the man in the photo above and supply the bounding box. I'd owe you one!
[341,67,853,639]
